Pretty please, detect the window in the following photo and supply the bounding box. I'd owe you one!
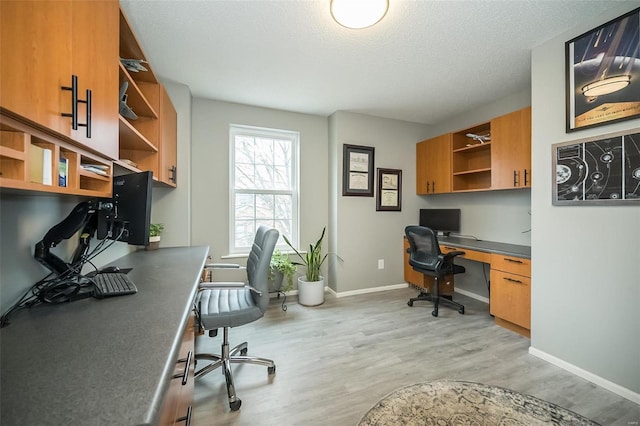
[230,125,299,253]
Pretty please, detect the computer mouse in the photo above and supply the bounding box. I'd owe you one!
[101,266,121,273]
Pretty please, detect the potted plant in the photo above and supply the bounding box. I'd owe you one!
[147,223,164,250]
[269,249,296,294]
[284,226,340,306]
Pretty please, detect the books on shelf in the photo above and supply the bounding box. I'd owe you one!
[59,154,69,187]
[28,145,52,185]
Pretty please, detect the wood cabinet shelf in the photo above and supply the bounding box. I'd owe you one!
[453,167,492,176]
[119,64,158,120]
[453,142,491,153]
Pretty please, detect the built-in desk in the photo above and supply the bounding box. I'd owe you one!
[0,246,209,426]
[403,236,531,337]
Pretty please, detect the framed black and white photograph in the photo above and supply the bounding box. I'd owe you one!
[565,7,640,132]
[552,128,640,205]
[376,168,402,211]
[342,144,375,196]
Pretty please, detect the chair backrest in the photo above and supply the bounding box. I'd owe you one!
[247,226,280,312]
[405,225,442,272]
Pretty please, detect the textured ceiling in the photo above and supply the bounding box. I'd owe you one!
[120,0,627,125]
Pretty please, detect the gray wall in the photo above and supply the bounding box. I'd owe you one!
[189,98,329,280]
[530,2,640,397]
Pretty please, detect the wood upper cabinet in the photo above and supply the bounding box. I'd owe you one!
[491,106,531,189]
[158,85,177,186]
[416,133,452,194]
[0,0,119,160]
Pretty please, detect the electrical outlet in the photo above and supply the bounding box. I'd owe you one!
[378,259,384,269]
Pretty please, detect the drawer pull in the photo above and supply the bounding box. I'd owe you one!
[176,406,192,425]
[174,350,193,385]
[504,258,524,264]
[61,75,79,130]
[504,277,523,284]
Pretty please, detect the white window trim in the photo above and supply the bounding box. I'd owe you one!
[228,124,300,254]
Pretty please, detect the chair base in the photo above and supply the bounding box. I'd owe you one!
[408,291,465,317]
[195,327,276,411]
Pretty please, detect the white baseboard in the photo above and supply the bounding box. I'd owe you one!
[454,288,489,304]
[528,346,640,405]
[330,283,409,298]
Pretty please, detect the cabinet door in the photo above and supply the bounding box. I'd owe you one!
[158,85,177,186]
[491,107,531,189]
[1,1,72,135]
[71,0,119,159]
[489,269,531,330]
[416,134,451,194]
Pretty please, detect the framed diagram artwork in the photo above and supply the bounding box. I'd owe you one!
[552,128,640,205]
[342,144,375,196]
[376,168,402,211]
[565,7,640,132]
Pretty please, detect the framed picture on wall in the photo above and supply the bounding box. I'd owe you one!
[565,7,640,132]
[342,144,375,196]
[376,168,402,211]
[552,128,640,205]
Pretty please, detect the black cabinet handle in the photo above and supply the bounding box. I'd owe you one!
[426,181,430,192]
[176,406,192,425]
[504,257,524,264]
[170,165,177,184]
[524,169,529,186]
[432,181,435,193]
[513,170,518,187]
[77,89,92,138]
[61,75,79,130]
[174,350,193,386]
[504,277,523,284]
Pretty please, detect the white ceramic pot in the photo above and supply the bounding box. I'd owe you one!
[297,276,325,306]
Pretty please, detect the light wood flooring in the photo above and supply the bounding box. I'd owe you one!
[193,287,640,425]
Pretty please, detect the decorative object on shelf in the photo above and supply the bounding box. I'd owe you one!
[342,144,375,196]
[376,168,402,211]
[565,7,640,132]
[284,226,342,306]
[269,250,296,311]
[118,81,138,120]
[358,380,599,426]
[120,58,148,73]
[330,0,388,29]
[552,128,640,205]
[147,223,164,250]
[80,163,109,176]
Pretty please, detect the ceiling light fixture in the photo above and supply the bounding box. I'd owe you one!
[330,0,389,29]
[582,75,631,97]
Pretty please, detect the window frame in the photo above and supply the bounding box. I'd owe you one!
[229,124,299,254]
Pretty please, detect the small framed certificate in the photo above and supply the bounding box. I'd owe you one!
[342,144,375,196]
[376,168,402,211]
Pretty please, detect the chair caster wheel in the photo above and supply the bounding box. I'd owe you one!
[240,348,248,356]
[407,301,413,307]
[230,399,242,411]
[268,365,276,374]
[459,307,465,314]
[432,310,438,317]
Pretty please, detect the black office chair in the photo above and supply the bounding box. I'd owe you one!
[405,225,466,317]
[194,226,279,411]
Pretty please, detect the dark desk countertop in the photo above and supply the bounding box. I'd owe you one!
[437,236,531,259]
[0,246,209,426]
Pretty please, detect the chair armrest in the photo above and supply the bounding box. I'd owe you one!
[443,250,465,259]
[204,263,245,269]
[198,282,262,296]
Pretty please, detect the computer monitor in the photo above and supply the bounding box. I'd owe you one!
[98,171,153,246]
[419,208,461,237]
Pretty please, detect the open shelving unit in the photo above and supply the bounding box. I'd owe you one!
[452,122,492,192]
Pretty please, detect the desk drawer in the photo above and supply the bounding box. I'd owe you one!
[491,253,530,276]
[440,245,491,263]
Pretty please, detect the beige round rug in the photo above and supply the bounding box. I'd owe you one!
[359,380,600,425]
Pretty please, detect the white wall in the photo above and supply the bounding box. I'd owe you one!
[530,2,640,398]
[190,98,329,274]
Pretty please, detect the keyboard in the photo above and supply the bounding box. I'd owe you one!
[92,273,138,298]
